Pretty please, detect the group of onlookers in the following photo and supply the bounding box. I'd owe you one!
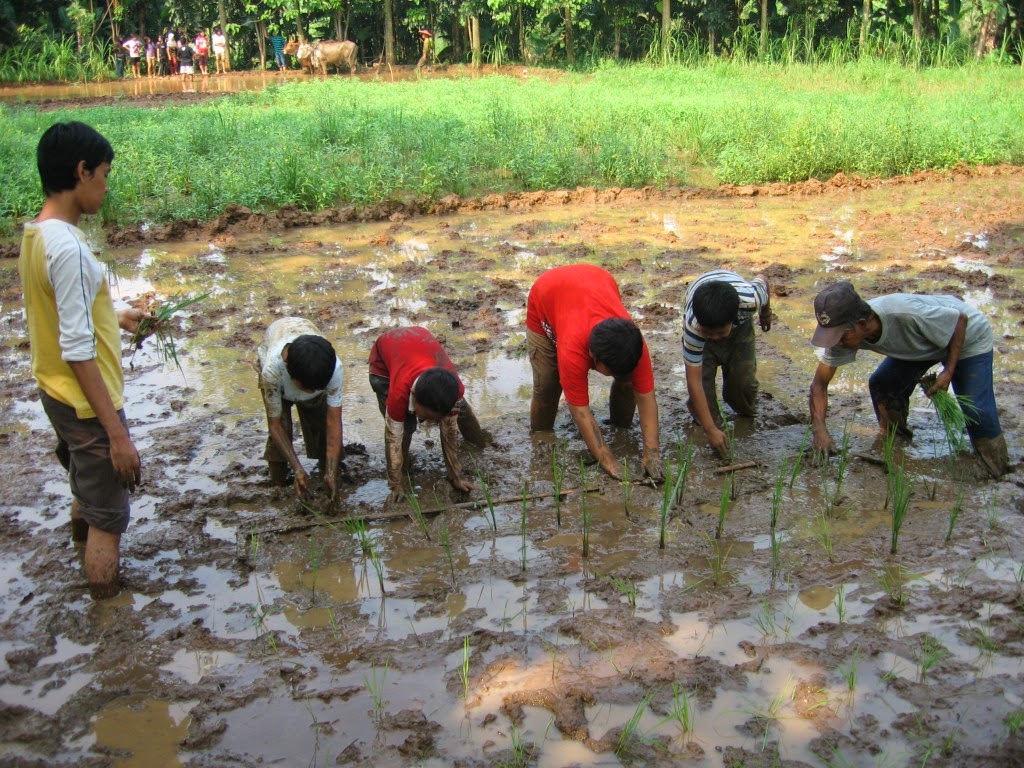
[114,27,228,79]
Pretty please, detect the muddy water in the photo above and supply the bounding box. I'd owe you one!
[2,174,1024,767]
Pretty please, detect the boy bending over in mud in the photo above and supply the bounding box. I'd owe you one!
[20,121,150,599]
[526,264,663,482]
[368,326,489,503]
[258,318,345,499]
[682,269,772,459]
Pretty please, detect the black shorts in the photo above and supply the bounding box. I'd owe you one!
[40,390,131,534]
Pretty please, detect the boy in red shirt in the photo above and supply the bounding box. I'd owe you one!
[368,327,488,501]
[526,264,662,481]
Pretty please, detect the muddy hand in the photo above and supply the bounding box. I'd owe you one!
[110,435,141,492]
[708,426,729,460]
[759,307,773,332]
[810,433,836,466]
[449,476,475,493]
[925,370,953,396]
[642,452,664,483]
[117,307,154,336]
[293,468,310,499]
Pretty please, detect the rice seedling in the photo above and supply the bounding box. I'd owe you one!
[499,726,531,768]
[551,440,566,527]
[344,518,372,555]
[520,480,529,572]
[840,651,859,695]
[459,636,471,701]
[703,532,733,586]
[754,596,778,641]
[615,689,655,758]
[364,659,389,722]
[715,474,731,540]
[249,532,261,560]
[889,461,912,555]
[882,424,899,510]
[475,465,497,532]
[924,384,974,457]
[607,575,638,608]
[790,425,811,488]
[915,635,948,682]
[877,565,907,607]
[655,683,695,740]
[945,477,965,543]
[814,506,835,563]
[833,423,852,500]
[1006,707,1024,737]
[770,460,787,577]
[672,438,694,507]
[580,459,591,559]
[439,516,456,588]
[128,292,210,379]
[328,609,341,642]
[725,421,738,500]
[658,462,675,550]
[834,584,847,623]
[405,481,431,541]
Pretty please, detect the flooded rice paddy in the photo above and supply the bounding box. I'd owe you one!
[1,171,1024,767]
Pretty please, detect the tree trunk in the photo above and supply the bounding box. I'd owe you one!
[296,0,306,44]
[384,0,395,64]
[564,4,574,64]
[613,23,620,59]
[255,19,266,70]
[859,0,871,50]
[518,4,526,60]
[759,0,769,57]
[661,0,670,64]
[911,0,923,41]
[470,15,482,68]
[219,0,230,70]
[975,8,998,58]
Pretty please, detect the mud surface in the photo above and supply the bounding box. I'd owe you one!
[2,172,1024,767]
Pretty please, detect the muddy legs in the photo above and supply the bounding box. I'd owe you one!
[973,433,1009,479]
[84,527,120,600]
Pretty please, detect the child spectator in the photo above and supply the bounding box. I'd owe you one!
[194,30,209,75]
[145,36,156,77]
[124,33,142,78]
[177,36,195,83]
[212,27,227,74]
[19,122,150,599]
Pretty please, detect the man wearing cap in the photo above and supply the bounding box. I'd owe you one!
[681,269,772,458]
[808,281,1007,478]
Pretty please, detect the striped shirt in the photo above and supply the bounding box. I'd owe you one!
[682,270,768,367]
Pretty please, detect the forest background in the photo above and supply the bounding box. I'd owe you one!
[0,0,1022,81]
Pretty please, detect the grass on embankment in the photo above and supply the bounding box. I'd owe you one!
[0,60,1022,235]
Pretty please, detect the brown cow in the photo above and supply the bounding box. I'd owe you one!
[313,40,358,76]
[295,42,317,74]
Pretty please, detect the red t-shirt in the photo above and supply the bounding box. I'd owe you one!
[525,264,654,407]
[368,326,465,421]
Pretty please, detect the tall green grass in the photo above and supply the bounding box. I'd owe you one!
[0,31,112,84]
[2,61,1022,235]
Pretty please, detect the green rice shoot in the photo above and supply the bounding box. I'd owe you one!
[129,292,210,379]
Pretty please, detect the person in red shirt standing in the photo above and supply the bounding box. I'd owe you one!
[368,326,489,502]
[526,264,663,482]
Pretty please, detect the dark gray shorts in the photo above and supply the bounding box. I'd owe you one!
[40,390,131,534]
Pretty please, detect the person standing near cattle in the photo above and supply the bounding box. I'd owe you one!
[368,327,489,503]
[257,318,345,500]
[269,32,287,70]
[19,122,152,600]
[681,269,772,459]
[526,264,664,482]
[416,29,433,70]
[808,281,1008,478]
